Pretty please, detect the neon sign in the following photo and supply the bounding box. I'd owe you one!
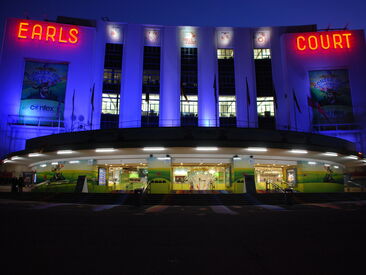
[295,32,352,51]
[17,20,79,44]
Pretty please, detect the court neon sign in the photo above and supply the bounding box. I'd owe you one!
[295,32,352,51]
[17,20,79,44]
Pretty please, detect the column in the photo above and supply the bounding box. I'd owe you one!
[159,26,180,127]
[234,28,258,128]
[91,20,107,130]
[198,27,218,127]
[119,24,144,128]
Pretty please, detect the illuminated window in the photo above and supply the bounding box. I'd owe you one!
[142,46,160,94]
[102,93,120,115]
[181,48,198,94]
[143,71,160,86]
[103,69,121,84]
[142,94,159,116]
[254,49,271,59]
[180,95,198,116]
[219,96,236,117]
[217,49,234,59]
[257,97,274,117]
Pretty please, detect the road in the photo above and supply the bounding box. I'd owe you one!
[0,199,365,274]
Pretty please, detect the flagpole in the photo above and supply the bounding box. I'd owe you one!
[90,87,93,130]
[246,77,250,128]
[213,74,218,127]
[307,101,312,132]
[293,99,297,131]
[71,89,75,132]
[180,84,183,126]
[247,103,250,128]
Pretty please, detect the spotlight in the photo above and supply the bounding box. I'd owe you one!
[290,149,308,154]
[57,150,74,155]
[246,147,267,152]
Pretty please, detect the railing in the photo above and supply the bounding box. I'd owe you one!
[269,182,286,193]
[313,123,360,132]
[7,115,65,130]
[7,115,363,134]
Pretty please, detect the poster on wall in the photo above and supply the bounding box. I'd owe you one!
[19,61,68,125]
[286,168,297,187]
[309,69,354,124]
[144,28,160,46]
[180,28,197,48]
[217,30,233,48]
[106,24,123,44]
[253,30,271,48]
[98,167,107,185]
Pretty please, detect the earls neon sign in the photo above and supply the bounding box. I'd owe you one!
[17,21,79,44]
[295,32,352,51]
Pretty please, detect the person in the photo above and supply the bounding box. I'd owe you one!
[18,177,24,192]
[189,182,194,193]
[11,178,17,193]
[265,179,270,192]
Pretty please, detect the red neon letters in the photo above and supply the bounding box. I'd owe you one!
[17,21,79,44]
[295,32,352,51]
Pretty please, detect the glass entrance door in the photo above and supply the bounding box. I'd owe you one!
[172,165,228,192]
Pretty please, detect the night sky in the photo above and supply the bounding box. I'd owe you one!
[1,0,365,42]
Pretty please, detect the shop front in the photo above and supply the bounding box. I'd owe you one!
[255,164,297,192]
[98,164,148,192]
[172,164,230,193]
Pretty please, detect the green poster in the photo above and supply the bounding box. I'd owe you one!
[296,161,344,192]
[19,61,68,125]
[309,69,353,124]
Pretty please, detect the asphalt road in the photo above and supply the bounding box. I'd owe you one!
[0,200,365,275]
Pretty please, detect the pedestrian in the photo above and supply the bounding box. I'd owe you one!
[11,178,17,193]
[18,177,24,193]
[190,182,194,193]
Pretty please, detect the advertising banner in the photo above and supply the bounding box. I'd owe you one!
[232,157,255,193]
[296,161,344,192]
[148,157,171,193]
[19,61,68,125]
[106,23,123,44]
[217,30,233,48]
[144,28,160,46]
[180,28,197,48]
[309,69,354,124]
[253,30,271,48]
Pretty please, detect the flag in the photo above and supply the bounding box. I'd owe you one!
[213,74,218,104]
[292,89,301,113]
[145,80,150,103]
[246,77,251,106]
[273,83,278,110]
[90,84,95,129]
[71,89,75,121]
[91,83,95,112]
[180,83,188,101]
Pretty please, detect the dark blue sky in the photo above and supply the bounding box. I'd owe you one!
[1,0,365,41]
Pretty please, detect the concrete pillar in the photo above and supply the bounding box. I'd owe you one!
[234,28,257,128]
[91,20,108,130]
[198,27,218,127]
[120,24,144,128]
[159,26,180,127]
